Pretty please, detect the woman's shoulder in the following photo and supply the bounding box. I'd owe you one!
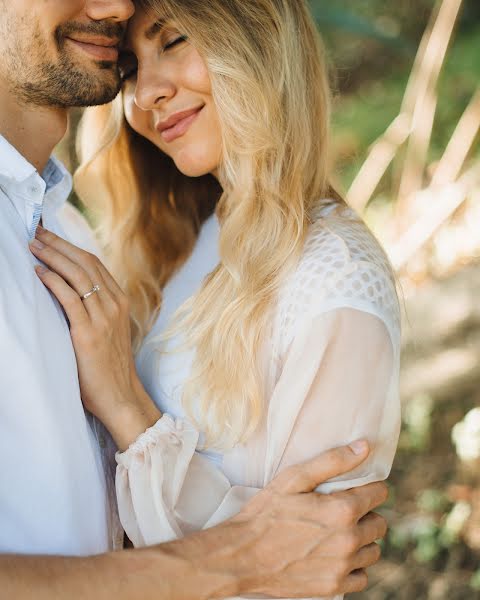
[275,200,401,351]
[301,200,394,285]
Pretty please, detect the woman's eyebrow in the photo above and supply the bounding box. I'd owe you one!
[145,19,166,40]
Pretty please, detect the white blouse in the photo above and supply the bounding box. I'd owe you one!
[116,201,401,600]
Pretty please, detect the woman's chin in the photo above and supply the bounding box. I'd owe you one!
[173,158,218,179]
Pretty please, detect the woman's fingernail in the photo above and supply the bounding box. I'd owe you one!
[350,440,369,455]
[30,239,45,250]
[35,265,49,275]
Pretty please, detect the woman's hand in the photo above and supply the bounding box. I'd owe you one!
[29,225,161,451]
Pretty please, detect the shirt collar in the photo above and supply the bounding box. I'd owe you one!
[0,134,72,237]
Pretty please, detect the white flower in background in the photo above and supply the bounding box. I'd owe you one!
[443,501,471,540]
[452,408,480,461]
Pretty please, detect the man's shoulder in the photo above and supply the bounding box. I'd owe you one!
[56,202,103,259]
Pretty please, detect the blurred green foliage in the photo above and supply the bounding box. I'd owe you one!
[326,13,480,192]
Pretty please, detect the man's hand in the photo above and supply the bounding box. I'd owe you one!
[218,441,387,598]
[0,442,387,600]
[238,440,387,597]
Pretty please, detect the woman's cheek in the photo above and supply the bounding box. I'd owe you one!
[183,49,212,94]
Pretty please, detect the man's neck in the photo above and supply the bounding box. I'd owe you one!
[0,89,68,175]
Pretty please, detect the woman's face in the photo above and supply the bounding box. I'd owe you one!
[120,8,222,178]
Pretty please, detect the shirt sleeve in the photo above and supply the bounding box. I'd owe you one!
[273,307,400,493]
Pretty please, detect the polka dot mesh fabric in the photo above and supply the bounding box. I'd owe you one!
[274,202,401,360]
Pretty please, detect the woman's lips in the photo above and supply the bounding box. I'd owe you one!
[66,38,119,62]
[158,107,204,143]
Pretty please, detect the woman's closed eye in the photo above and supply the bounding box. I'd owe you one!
[163,35,188,51]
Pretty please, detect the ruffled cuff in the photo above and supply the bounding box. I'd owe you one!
[115,414,200,547]
[115,414,198,468]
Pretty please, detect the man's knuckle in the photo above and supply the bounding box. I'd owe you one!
[343,530,360,555]
[336,498,357,525]
[381,483,389,503]
[336,557,352,578]
[369,481,389,507]
[328,574,344,595]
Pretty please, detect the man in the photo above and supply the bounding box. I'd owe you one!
[0,1,388,597]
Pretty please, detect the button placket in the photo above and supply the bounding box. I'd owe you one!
[24,174,46,238]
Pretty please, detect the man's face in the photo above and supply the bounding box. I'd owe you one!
[0,0,135,108]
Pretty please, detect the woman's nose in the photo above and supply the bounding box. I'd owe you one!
[134,71,176,112]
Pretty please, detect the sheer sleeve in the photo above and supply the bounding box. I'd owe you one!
[273,307,400,493]
[115,415,237,547]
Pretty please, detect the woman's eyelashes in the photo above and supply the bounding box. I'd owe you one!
[163,35,188,51]
[118,36,187,82]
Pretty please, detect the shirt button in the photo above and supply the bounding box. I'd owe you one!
[29,186,39,194]
[99,435,106,449]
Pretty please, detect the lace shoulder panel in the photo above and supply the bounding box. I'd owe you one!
[274,203,401,359]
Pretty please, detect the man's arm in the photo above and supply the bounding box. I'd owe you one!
[0,442,388,600]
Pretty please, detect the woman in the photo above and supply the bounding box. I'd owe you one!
[31,0,400,596]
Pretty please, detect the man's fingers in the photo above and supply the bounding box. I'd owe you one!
[269,441,370,494]
[343,569,369,594]
[356,512,388,548]
[351,542,382,572]
[335,481,389,522]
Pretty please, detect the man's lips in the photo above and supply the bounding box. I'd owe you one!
[156,107,204,143]
[66,36,120,62]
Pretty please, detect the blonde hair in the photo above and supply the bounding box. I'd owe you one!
[76,0,332,448]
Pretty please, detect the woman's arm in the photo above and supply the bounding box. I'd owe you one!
[30,225,161,450]
[273,307,400,491]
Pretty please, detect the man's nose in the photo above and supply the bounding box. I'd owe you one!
[85,0,135,23]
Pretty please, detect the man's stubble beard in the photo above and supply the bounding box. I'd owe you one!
[4,20,123,109]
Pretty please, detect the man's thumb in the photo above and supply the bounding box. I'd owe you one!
[271,440,370,494]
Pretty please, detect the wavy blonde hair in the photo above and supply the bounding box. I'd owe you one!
[76,0,333,449]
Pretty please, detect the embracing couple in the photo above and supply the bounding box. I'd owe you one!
[0,1,401,599]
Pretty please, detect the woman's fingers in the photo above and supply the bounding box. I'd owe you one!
[33,227,128,316]
[29,239,104,320]
[34,266,90,329]
[35,226,120,297]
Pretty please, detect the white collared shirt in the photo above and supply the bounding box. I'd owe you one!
[0,135,120,555]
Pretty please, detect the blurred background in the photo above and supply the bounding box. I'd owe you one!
[57,0,480,597]
[314,0,480,597]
